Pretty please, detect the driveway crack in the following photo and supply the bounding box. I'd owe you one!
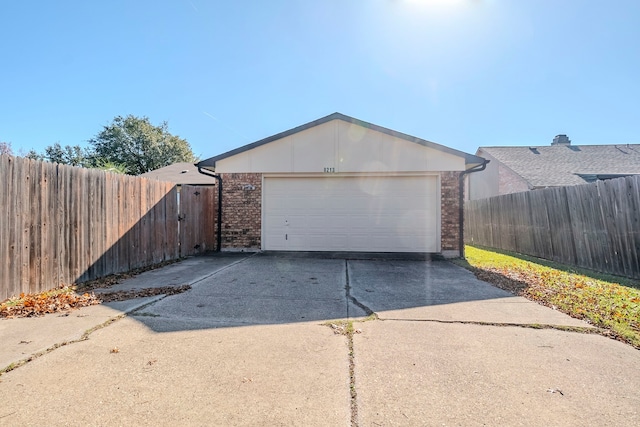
[345,260,374,317]
[346,322,358,426]
[343,260,380,427]
[343,261,359,426]
[381,318,601,334]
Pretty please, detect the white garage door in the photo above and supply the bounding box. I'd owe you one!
[263,176,439,252]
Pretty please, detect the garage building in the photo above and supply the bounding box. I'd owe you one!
[196,113,485,257]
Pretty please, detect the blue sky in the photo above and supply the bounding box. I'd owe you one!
[1,0,639,161]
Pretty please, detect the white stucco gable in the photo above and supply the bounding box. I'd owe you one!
[199,113,483,174]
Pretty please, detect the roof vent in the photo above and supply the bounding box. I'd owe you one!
[551,134,571,146]
[181,170,189,174]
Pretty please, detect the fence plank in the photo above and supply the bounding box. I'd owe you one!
[0,156,16,300]
[39,162,53,291]
[28,159,41,293]
[572,185,592,270]
[117,176,126,270]
[596,180,624,275]
[0,156,9,299]
[180,187,194,256]
[165,184,179,260]
[139,177,150,267]
[56,164,68,286]
[626,176,640,274]
[7,156,20,298]
[18,158,30,294]
[527,190,547,260]
[614,177,639,277]
[104,173,113,274]
[151,180,163,262]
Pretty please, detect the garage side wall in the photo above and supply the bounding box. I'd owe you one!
[220,173,262,250]
[440,171,461,257]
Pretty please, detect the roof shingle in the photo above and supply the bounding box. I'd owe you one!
[479,144,640,187]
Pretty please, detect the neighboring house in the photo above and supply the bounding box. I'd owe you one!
[196,112,486,257]
[140,162,217,188]
[467,135,640,200]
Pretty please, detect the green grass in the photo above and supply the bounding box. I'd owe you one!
[461,246,640,349]
[465,245,640,289]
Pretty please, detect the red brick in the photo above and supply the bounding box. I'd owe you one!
[219,173,261,250]
[440,172,461,252]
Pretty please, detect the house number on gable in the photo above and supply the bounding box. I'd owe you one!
[324,167,335,173]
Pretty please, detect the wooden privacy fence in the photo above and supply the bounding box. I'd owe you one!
[464,175,640,279]
[0,155,216,301]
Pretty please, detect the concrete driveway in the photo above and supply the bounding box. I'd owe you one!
[0,253,638,426]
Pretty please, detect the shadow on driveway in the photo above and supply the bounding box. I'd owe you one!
[121,252,537,333]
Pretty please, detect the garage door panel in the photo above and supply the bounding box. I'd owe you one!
[300,233,348,250]
[264,176,438,252]
[267,234,287,250]
[325,234,350,250]
[347,215,371,230]
[347,236,371,248]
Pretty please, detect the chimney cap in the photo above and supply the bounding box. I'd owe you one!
[552,134,571,146]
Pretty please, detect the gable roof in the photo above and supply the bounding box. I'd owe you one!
[197,112,485,169]
[140,162,217,185]
[479,144,640,187]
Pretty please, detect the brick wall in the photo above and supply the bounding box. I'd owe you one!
[219,173,262,250]
[440,171,461,254]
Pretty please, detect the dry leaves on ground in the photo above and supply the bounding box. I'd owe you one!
[1,259,188,319]
[0,287,100,318]
[97,285,191,302]
[0,285,191,318]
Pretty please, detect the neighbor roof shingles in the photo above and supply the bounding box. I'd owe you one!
[479,144,640,188]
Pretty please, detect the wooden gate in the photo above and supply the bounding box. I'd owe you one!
[178,185,217,257]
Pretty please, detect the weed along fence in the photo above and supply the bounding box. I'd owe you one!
[464,175,640,280]
[0,154,217,301]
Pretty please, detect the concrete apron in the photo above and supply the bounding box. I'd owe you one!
[0,254,638,426]
[0,253,253,371]
[346,259,640,427]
